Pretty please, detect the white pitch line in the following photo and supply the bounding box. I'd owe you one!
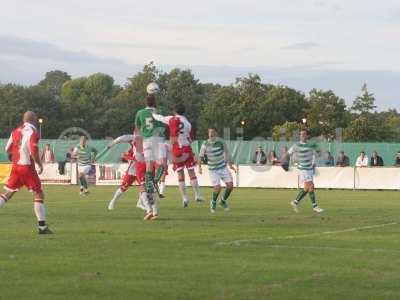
[216,222,398,246]
[254,244,400,254]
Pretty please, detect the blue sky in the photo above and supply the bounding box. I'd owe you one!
[0,0,399,109]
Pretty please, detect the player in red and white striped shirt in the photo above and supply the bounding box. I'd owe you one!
[153,103,203,207]
[0,111,52,234]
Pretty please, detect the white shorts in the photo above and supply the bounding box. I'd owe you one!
[299,169,314,185]
[78,165,92,175]
[143,137,167,162]
[209,167,233,186]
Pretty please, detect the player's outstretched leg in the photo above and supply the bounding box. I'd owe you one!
[188,169,203,202]
[108,174,134,210]
[220,182,233,211]
[108,187,124,210]
[0,193,10,208]
[210,185,221,213]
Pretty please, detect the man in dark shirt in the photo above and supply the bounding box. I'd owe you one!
[395,151,400,167]
[336,151,350,167]
[370,151,384,167]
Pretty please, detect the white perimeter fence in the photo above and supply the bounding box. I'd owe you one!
[25,163,400,190]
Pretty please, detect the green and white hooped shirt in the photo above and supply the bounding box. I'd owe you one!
[199,138,228,171]
[288,142,319,171]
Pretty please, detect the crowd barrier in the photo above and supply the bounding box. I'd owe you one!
[0,163,399,190]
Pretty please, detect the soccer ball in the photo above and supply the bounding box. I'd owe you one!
[146,82,160,95]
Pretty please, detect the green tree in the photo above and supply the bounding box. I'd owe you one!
[351,83,376,114]
[272,121,299,141]
[305,89,349,140]
[38,70,71,97]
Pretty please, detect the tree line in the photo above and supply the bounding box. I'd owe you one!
[0,62,399,142]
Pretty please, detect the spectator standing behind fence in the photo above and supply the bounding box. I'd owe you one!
[268,150,280,165]
[395,151,400,167]
[252,146,267,165]
[336,151,350,167]
[41,144,55,163]
[370,151,384,167]
[322,151,334,166]
[355,151,369,167]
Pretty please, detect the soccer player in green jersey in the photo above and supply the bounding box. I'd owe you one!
[134,85,166,219]
[72,136,97,196]
[284,129,324,213]
[198,128,236,213]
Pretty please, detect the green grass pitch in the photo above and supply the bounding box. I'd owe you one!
[0,185,399,300]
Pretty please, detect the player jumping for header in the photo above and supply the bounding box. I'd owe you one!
[153,103,204,207]
[134,83,165,220]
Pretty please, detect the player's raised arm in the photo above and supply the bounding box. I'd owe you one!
[108,134,135,148]
[152,113,171,125]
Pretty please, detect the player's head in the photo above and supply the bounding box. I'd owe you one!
[173,103,185,115]
[299,129,309,143]
[80,136,87,146]
[23,111,38,125]
[146,94,156,108]
[208,127,218,141]
[45,144,51,150]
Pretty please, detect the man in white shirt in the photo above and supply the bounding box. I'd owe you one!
[355,151,368,167]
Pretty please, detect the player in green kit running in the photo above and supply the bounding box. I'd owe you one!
[283,129,324,213]
[134,82,166,220]
[72,136,97,196]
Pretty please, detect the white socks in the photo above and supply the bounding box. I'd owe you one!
[178,181,188,202]
[108,188,124,210]
[34,202,46,222]
[159,182,166,195]
[0,195,6,208]
[190,178,203,200]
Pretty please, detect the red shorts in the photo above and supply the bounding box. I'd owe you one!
[5,165,42,194]
[135,161,147,186]
[172,146,196,171]
[120,173,136,191]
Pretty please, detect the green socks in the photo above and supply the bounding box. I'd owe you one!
[80,176,88,189]
[295,190,307,204]
[222,187,233,202]
[309,191,317,207]
[145,171,154,193]
[154,165,164,182]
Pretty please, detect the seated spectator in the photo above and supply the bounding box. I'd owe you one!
[252,146,267,165]
[395,151,400,167]
[336,151,350,167]
[322,151,334,166]
[355,151,368,167]
[268,150,280,166]
[370,151,384,167]
[41,144,55,163]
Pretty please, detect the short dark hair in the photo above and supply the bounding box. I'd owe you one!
[208,127,218,132]
[174,103,185,115]
[300,128,309,134]
[146,95,156,107]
